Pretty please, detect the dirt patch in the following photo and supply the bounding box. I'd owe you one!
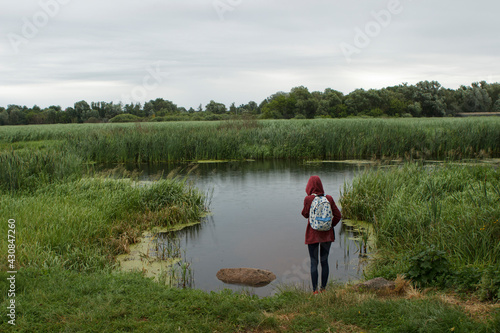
[437,294,500,322]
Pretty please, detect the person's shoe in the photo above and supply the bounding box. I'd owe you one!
[313,291,319,295]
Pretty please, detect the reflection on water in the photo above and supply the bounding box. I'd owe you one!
[131,160,371,297]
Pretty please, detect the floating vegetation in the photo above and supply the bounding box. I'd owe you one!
[116,222,199,288]
[341,219,375,258]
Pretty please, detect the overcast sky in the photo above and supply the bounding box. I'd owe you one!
[1,0,499,110]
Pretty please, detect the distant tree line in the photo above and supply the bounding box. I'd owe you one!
[1,81,500,125]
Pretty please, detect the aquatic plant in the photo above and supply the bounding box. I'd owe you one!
[340,163,500,298]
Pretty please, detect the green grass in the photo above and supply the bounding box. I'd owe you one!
[1,118,499,163]
[1,270,498,332]
[0,177,207,272]
[0,149,84,193]
[340,163,500,299]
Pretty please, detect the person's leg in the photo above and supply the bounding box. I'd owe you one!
[319,242,332,290]
[307,243,319,292]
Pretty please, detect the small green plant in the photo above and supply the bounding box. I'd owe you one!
[406,244,451,287]
[477,264,500,301]
[447,265,483,294]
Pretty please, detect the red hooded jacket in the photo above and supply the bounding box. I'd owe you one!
[301,176,342,244]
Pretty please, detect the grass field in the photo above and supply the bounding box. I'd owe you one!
[1,268,498,332]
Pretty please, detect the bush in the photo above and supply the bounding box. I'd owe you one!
[477,264,500,301]
[109,114,141,123]
[406,244,451,287]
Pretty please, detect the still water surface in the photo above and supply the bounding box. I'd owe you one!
[138,160,370,297]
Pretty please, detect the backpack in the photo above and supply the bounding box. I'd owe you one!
[309,194,333,231]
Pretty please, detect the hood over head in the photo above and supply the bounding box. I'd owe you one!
[305,175,325,196]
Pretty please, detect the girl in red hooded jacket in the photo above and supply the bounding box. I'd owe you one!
[301,175,342,293]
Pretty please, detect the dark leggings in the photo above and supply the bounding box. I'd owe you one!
[307,242,332,291]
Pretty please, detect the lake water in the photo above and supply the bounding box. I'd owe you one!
[136,160,370,297]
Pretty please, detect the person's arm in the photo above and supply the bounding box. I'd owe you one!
[328,196,342,227]
[301,196,312,218]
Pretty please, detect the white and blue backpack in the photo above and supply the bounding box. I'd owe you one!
[309,194,333,231]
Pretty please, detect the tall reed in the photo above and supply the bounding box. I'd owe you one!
[2,118,499,163]
[57,118,500,163]
[0,148,83,192]
[340,163,500,268]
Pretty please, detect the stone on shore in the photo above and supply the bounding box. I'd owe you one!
[216,268,276,287]
[353,277,395,291]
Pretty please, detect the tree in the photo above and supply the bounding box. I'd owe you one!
[412,81,446,117]
[296,99,317,118]
[436,88,458,116]
[91,102,105,119]
[104,102,122,119]
[407,102,422,117]
[74,100,91,123]
[261,93,296,119]
[322,88,344,117]
[0,109,9,125]
[461,83,492,113]
[240,101,259,115]
[7,105,25,125]
[64,107,77,123]
[205,100,227,114]
[387,95,407,116]
[344,89,371,116]
[143,98,177,117]
[26,105,44,124]
[290,86,317,118]
[480,81,500,105]
[42,107,58,124]
[229,102,237,114]
[316,100,330,117]
[124,103,144,117]
[143,101,155,117]
[493,99,500,112]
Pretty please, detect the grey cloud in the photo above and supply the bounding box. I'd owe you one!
[1,0,499,108]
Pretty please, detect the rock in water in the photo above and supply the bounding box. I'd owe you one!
[216,268,276,287]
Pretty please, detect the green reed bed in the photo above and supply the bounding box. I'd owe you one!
[59,118,500,164]
[0,149,84,193]
[0,176,207,272]
[1,118,499,163]
[340,163,500,299]
[0,123,108,143]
